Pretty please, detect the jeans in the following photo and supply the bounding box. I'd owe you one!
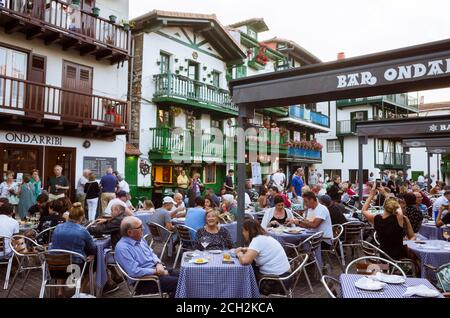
[86,198,99,222]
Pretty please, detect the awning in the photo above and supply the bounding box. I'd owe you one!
[403,137,450,148]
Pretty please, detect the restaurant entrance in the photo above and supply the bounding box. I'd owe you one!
[0,144,76,201]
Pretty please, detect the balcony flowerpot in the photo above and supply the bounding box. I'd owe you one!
[122,23,130,32]
[26,0,33,10]
[114,114,122,126]
[109,15,117,23]
[72,0,81,5]
[92,7,100,17]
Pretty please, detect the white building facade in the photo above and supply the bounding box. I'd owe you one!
[0,0,131,200]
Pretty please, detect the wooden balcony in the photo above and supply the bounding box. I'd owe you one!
[153,73,238,116]
[0,74,128,138]
[0,0,130,64]
[336,94,419,113]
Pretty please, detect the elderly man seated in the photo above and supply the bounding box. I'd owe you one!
[170,193,186,218]
[115,216,179,297]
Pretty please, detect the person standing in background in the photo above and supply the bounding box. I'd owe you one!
[117,174,130,194]
[84,172,100,222]
[18,174,35,221]
[291,168,304,200]
[224,170,234,194]
[76,169,90,210]
[47,165,69,201]
[0,171,19,211]
[177,170,189,196]
[100,168,118,213]
[30,169,42,202]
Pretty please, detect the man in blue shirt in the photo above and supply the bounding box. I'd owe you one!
[115,216,178,297]
[185,197,206,240]
[291,168,304,200]
[100,168,118,213]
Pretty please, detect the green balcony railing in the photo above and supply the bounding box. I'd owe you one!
[153,73,237,114]
[336,93,418,111]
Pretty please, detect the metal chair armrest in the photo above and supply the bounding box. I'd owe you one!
[424,264,438,272]
[138,275,160,282]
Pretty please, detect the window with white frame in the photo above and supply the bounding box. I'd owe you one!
[327,140,341,153]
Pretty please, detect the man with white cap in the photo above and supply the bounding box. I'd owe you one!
[150,197,175,231]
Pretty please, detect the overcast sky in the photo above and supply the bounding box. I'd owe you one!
[130,0,450,103]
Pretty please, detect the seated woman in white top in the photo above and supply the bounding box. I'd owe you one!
[261,195,294,229]
[236,219,291,295]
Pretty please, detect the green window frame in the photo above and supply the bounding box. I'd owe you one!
[212,71,220,88]
[236,65,247,79]
[247,27,257,40]
[160,52,170,74]
[157,107,173,127]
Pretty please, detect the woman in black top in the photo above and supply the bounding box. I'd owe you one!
[403,193,423,233]
[84,173,100,222]
[195,210,234,251]
[363,187,415,260]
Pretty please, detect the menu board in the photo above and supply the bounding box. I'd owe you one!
[83,157,117,178]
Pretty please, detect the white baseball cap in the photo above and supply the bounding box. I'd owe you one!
[162,197,176,205]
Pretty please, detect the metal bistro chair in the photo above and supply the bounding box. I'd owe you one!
[147,222,174,261]
[35,226,58,246]
[258,254,309,298]
[322,224,345,271]
[284,231,323,293]
[7,235,45,297]
[114,255,168,298]
[39,249,95,298]
[173,225,197,268]
[373,231,381,246]
[321,275,342,298]
[360,240,417,277]
[425,263,450,293]
[340,221,364,265]
[345,256,407,279]
[0,236,14,290]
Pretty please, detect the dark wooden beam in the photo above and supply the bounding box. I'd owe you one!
[80,44,98,56]
[62,38,81,51]
[26,27,45,40]
[44,32,61,46]
[5,19,25,34]
[95,49,113,61]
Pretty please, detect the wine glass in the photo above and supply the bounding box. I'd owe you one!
[200,237,210,251]
[443,228,450,242]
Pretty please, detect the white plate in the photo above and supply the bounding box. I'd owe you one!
[209,250,222,254]
[373,273,406,284]
[355,277,386,291]
[283,228,303,234]
[193,258,209,265]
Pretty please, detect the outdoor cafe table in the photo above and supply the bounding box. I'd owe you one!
[267,227,323,267]
[175,251,260,298]
[405,240,450,279]
[340,274,443,298]
[419,221,449,240]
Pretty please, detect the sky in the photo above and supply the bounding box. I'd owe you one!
[130,0,450,104]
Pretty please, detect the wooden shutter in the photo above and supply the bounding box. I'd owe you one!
[26,54,46,116]
[62,61,92,121]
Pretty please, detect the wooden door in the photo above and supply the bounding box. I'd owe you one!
[26,54,46,117]
[30,0,45,20]
[81,0,96,39]
[62,61,92,123]
[45,147,76,202]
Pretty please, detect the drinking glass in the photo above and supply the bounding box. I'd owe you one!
[443,228,450,242]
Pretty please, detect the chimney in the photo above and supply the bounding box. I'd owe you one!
[337,52,346,60]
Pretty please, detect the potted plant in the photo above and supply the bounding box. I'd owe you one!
[174,58,179,63]
[72,0,81,5]
[105,102,116,122]
[109,15,117,23]
[92,6,100,17]
[121,19,131,31]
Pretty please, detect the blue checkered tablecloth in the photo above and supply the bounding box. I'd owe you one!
[94,237,112,296]
[340,274,443,298]
[405,240,450,279]
[419,223,448,240]
[175,252,260,298]
[267,229,323,267]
